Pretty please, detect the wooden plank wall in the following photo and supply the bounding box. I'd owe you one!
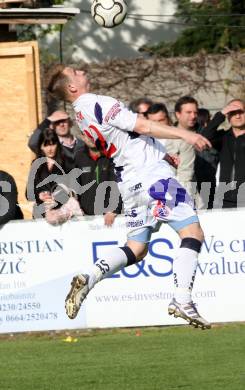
[0,41,42,219]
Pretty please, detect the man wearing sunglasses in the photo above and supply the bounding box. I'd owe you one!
[28,110,84,171]
[202,99,245,208]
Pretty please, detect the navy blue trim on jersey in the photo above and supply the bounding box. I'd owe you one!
[94,102,103,124]
[149,178,191,208]
[127,131,140,139]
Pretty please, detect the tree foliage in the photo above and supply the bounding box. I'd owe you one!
[17,0,64,43]
[140,0,245,57]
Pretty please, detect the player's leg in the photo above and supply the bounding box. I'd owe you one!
[148,174,211,328]
[168,220,211,329]
[65,231,149,319]
[172,221,204,304]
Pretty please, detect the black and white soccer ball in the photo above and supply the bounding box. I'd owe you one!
[91,0,128,28]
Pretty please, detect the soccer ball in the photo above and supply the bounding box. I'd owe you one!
[91,0,128,28]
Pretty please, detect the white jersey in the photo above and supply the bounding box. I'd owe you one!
[73,93,198,238]
[73,93,166,181]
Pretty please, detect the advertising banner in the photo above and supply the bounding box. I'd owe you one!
[0,209,244,333]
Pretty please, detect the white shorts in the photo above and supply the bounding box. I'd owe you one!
[119,160,199,243]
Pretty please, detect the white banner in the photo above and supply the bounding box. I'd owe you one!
[0,208,244,333]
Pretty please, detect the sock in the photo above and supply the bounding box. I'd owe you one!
[173,238,202,304]
[88,246,136,290]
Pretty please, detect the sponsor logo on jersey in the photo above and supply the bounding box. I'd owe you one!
[126,220,144,228]
[152,200,170,219]
[129,182,142,192]
[104,102,121,123]
[76,111,84,121]
[125,208,138,218]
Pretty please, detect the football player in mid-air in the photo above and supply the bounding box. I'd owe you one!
[46,65,212,329]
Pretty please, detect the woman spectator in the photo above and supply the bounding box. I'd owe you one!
[26,128,69,219]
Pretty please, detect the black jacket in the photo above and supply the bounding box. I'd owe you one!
[28,118,84,171]
[195,125,219,182]
[26,158,70,218]
[202,112,245,207]
[74,147,122,215]
[27,160,68,206]
[0,170,23,225]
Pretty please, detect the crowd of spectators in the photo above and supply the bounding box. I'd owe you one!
[1,96,244,226]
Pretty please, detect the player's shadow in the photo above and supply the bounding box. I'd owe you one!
[40,0,181,62]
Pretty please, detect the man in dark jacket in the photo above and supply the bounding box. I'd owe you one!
[0,170,23,225]
[194,108,219,209]
[74,134,122,226]
[202,99,245,208]
[28,111,84,171]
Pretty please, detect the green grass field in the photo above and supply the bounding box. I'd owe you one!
[0,323,244,390]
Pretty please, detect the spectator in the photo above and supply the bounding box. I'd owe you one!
[74,133,123,226]
[197,108,210,128]
[145,102,172,126]
[28,110,84,171]
[128,97,153,117]
[202,99,245,208]
[194,108,219,209]
[165,96,197,200]
[145,103,179,168]
[26,128,70,219]
[0,170,23,225]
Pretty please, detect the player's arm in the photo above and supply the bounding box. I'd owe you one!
[133,116,211,152]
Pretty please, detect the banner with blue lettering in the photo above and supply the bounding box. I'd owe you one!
[0,209,244,333]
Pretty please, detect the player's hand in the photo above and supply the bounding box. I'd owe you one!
[164,153,180,168]
[39,191,52,202]
[104,212,117,226]
[184,132,212,152]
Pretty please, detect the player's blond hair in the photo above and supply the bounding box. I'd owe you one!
[46,64,69,101]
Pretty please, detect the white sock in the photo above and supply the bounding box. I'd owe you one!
[173,247,198,304]
[88,247,129,290]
